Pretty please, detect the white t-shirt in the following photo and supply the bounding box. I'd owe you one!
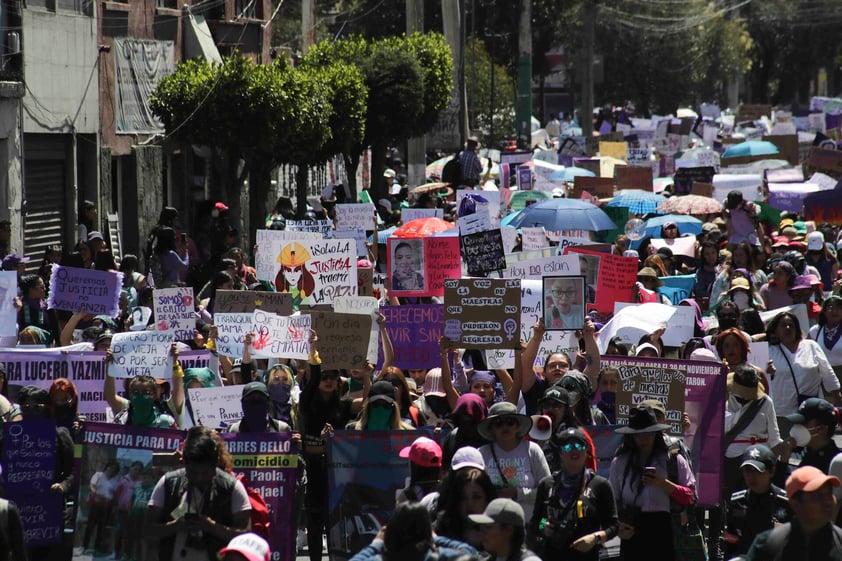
[91,471,120,500]
[769,339,840,416]
[809,324,842,368]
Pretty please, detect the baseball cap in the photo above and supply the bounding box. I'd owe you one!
[539,385,569,406]
[88,231,104,242]
[398,436,442,468]
[377,198,392,213]
[786,397,838,429]
[468,498,525,528]
[785,465,840,497]
[807,231,825,251]
[218,532,271,561]
[1,253,29,270]
[368,380,396,406]
[450,446,485,471]
[556,427,589,447]
[740,444,776,472]
[241,381,270,400]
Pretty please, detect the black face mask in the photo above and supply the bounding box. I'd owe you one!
[734,396,751,405]
[425,395,450,417]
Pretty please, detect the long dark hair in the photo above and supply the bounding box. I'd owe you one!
[766,311,803,345]
[434,467,497,541]
[383,502,434,561]
[615,432,668,499]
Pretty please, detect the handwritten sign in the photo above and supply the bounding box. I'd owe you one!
[0,271,17,336]
[310,311,373,369]
[401,208,443,222]
[500,254,580,280]
[333,297,379,364]
[214,290,293,315]
[335,229,368,257]
[214,313,251,358]
[153,287,195,341]
[611,358,687,434]
[673,166,715,195]
[571,176,614,199]
[378,305,443,370]
[286,219,334,237]
[249,311,311,360]
[443,278,521,349]
[522,227,549,250]
[107,330,174,379]
[335,203,376,231]
[425,236,462,297]
[565,248,637,313]
[186,385,244,428]
[47,265,123,316]
[461,229,507,276]
[614,166,653,190]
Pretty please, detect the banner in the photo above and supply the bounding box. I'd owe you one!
[153,287,195,341]
[601,357,727,507]
[327,430,427,561]
[335,203,376,231]
[461,229,507,276]
[2,419,64,545]
[377,305,443,370]
[186,385,244,428]
[48,266,123,316]
[768,182,820,212]
[219,432,299,561]
[564,248,638,313]
[107,331,174,379]
[0,349,110,422]
[310,312,373,369]
[215,312,252,358]
[215,291,293,316]
[0,271,17,336]
[444,278,521,349]
[249,311,311,360]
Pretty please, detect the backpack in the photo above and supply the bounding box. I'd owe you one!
[237,473,270,540]
[441,153,462,185]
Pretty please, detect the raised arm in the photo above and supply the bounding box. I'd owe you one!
[168,343,184,415]
[521,319,545,393]
[377,312,394,370]
[60,309,91,346]
[581,317,601,388]
[506,341,527,405]
[439,336,460,410]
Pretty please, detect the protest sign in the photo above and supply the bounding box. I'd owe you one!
[461,229,507,276]
[486,330,578,371]
[215,290,293,315]
[177,349,217,377]
[249,311,310,360]
[401,208,443,222]
[650,235,697,258]
[215,312,251,358]
[690,182,715,197]
[532,160,566,192]
[257,238,357,308]
[333,296,379,365]
[601,356,727,507]
[571,176,614,199]
[807,171,837,191]
[600,302,696,349]
[657,274,696,305]
[254,229,321,279]
[542,276,586,330]
[335,203,376,231]
[673,166,715,195]
[335,229,368,257]
[759,303,810,337]
[517,166,533,190]
[611,359,687,433]
[2,419,64,546]
[443,278,521,349]
[500,226,519,253]
[768,182,820,212]
[564,248,637,313]
[807,146,842,178]
[425,236,462,297]
[107,330,174,378]
[501,254,580,279]
[0,271,17,336]
[220,432,298,561]
[153,287,195,341]
[0,349,110,422]
[377,305,443,370]
[804,189,842,225]
[357,267,374,297]
[187,385,244,428]
[614,166,653,190]
[387,238,426,297]
[458,190,502,228]
[522,227,549,250]
[310,311,372,369]
[47,265,123,316]
[712,174,762,203]
[599,141,628,160]
[286,219,334,237]
[555,235,595,253]
[457,210,492,235]
[327,430,428,561]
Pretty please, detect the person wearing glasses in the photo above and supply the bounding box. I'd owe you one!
[545,278,584,330]
[528,428,618,561]
[478,402,550,523]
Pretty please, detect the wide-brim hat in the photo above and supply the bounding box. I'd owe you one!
[477,402,532,441]
[615,405,671,434]
[727,371,764,401]
[637,267,664,287]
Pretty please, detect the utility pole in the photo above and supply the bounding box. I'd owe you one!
[406,0,426,187]
[302,0,316,53]
[515,0,532,148]
[581,0,595,138]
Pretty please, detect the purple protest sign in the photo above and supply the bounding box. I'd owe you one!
[220,432,298,561]
[377,305,443,370]
[601,356,726,507]
[48,265,123,316]
[2,419,63,545]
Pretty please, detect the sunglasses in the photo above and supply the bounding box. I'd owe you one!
[492,417,518,428]
[561,441,587,453]
[321,373,339,381]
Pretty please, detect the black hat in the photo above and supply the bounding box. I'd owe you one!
[241,381,270,400]
[368,380,396,406]
[616,405,671,434]
[740,444,776,473]
[540,386,569,406]
[557,427,589,447]
[787,397,838,430]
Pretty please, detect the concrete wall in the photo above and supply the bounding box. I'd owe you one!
[0,84,23,253]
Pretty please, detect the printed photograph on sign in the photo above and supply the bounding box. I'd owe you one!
[542,275,585,331]
[388,238,425,294]
[575,254,599,305]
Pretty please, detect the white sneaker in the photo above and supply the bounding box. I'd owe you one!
[297,529,307,552]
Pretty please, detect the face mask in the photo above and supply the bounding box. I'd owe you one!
[366,407,393,430]
[129,395,156,426]
[598,392,615,406]
[269,383,291,405]
[790,423,812,447]
[732,292,750,311]
[242,400,269,432]
[425,395,450,417]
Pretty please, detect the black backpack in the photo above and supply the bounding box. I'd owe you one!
[441,152,462,185]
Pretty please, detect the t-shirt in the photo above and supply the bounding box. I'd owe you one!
[479,440,551,522]
[91,471,120,501]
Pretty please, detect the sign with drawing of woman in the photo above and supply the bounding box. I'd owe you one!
[542,275,586,331]
[387,238,426,297]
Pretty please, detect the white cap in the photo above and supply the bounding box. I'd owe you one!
[807,231,825,251]
[423,368,445,397]
[377,198,392,213]
[383,168,396,179]
[218,533,270,561]
[450,446,485,471]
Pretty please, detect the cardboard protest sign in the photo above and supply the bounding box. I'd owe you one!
[220,432,299,561]
[601,302,696,349]
[249,311,311,360]
[186,385,244,428]
[599,141,628,160]
[650,235,697,258]
[673,166,715,195]
[107,330,174,378]
[806,147,842,178]
[804,189,842,225]
[611,359,687,433]
[461,229,507,276]
[335,203,376,231]
[425,236,462,297]
[214,312,251,357]
[614,166,653,190]
[335,229,368,257]
[0,349,109,422]
[2,419,64,546]
[690,182,715,197]
[401,208,443,222]
[763,134,799,166]
[153,287,196,341]
[257,238,357,308]
[387,238,426,297]
[377,304,443,370]
[310,311,373,369]
[47,265,123,316]
[564,248,638,313]
[0,271,17,336]
[215,290,294,316]
[501,254,580,279]
[736,103,771,122]
[572,176,614,199]
[522,227,549,250]
[286,219,334,237]
[486,330,578,371]
[333,296,379,365]
[601,356,727,507]
[443,278,521,349]
[542,276,586,331]
[768,182,820,212]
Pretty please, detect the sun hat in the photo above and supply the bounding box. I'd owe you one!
[638,399,666,417]
[727,367,764,401]
[786,465,840,497]
[399,436,442,468]
[423,368,446,397]
[468,498,525,528]
[637,267,664,287]
[218,532,271,561]
[477,401,532,441]
[788,275,813,293]
[615,405,671,434]
[450,446,485,471]
[740,444,776,473]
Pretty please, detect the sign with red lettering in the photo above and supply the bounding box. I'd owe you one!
[564,248,638,313]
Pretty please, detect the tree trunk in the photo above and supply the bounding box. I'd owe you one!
[368,143,389,203]
[344,152,360,202]
[247,161,273,253]
[295,165,309,219]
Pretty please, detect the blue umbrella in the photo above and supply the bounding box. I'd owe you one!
[505,198,616,232]
[548,167,596,182]
[605,189,666,216]
[501,210,522,227]
[642,214,702,239]
[722,140,780,159]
